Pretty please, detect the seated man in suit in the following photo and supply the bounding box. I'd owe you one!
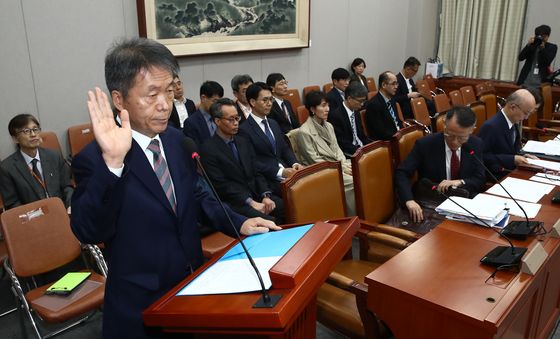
[395,106,486,223]
[365,71,403,140]
[183,80,223,146]
[168,74,196,129]
[0,114,73,210]
[394,57,422,120]
[239,82,303,196]
[327,81,371,157]
[327,68,351,111]
[478,89,539,177]
[266,73,300,134]
[231,74,254,123]
[201,98,284,223]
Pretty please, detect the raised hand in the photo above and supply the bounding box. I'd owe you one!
[87,87,132,168]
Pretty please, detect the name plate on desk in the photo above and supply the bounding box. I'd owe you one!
[521,242,548,276]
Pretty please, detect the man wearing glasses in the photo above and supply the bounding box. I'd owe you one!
[364,71,403,141]
[200,98,284,223]
[0,114,73,210]
[395,106,486,223]
[266,73,300,134]
[478,89,539,177]
[327,81,372,157]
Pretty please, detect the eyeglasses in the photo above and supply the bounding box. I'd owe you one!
[221,116,241,123]
[17,127,41,135]
[513,103,534,117]
[386,81,399,87]
[443,132,470,142]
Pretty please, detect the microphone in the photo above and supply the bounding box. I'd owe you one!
[189,150,282,308]
[466,148,543,239]
[431,184,527,267]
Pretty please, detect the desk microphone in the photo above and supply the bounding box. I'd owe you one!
[431,185,527,267]
[466,148,543,239]
[186,143,281,308]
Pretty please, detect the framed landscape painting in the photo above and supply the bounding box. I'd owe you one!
[137,0,310,57]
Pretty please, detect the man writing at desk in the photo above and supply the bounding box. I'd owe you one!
[70,38,279,339]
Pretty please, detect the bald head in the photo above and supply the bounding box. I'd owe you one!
[505,89,537,123]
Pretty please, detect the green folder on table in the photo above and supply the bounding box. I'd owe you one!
[46,272,91,295]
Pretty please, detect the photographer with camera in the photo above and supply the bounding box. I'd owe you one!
[517,25,557,88]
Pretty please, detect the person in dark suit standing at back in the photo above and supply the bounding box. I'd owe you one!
[239,82,303,196]
[327,68,351,112]
[70,38,279,339]
[168,74,196,129]
[231,74,254,123]
[517,25,557,88]
[395,106,486,223]
[182,80,224,146]
[365,71,403,140]
[478,89,539,177]
[394,57,422,120]
[0,114,73,210]
[201,98,284,223]
[266,73,300,134]
[327,82,371,157]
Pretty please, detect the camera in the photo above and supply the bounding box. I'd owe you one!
[533,35,544,46]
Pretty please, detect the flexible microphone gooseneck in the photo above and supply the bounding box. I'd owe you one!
[431,185,527,267]
[190,150,282,308]
[466,148,542,239]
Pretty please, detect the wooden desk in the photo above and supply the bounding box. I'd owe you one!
[143,217,359,338]
[366,170,560,339]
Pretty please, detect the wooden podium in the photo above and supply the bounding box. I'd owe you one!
[143,217,359,338]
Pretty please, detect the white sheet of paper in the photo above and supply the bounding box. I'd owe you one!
[530,173,560,186]
[526,159,560,171]
[486,177,554,203]
[522,140,560,156]
[474,193,542,218]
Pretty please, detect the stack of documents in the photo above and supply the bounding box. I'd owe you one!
[530,172,560,186]
[486,177,554,203]
[522,139,560,156]
[527,158,560,171]
[435,196,509,227]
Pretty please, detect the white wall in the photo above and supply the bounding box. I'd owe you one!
[0,0,438,159]
[522,0,560,72]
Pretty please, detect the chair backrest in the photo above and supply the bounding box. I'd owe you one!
[285,88,302,111]
[392,125,425,165]
[295,105,310,125]
[541,83,553,120]
[68,123,94,157]
[323,82,334,93]
[39,131,63,156]
[303,85,321,100]
[415,79,433,98]
[479,93,498,120]
[460,86,477,105]
[435,114,446,132]
[281,162,346,224]
[366,77,377,92]
[367,90,377,101]
[449,90,464,107]
[286,128,302,162]
[433,93,452,115]
[352,141,395,223]
[395,102,405,124]
[423,74,437,91]
[1,197,81,277]
[475,82,495,97]
[469,102,486,133]
[411,97,431,126]
[359,109,369,138]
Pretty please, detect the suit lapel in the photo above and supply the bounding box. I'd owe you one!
[307,120,335,157]
[435,134,447,179]
[38,148,55,193]
[13,152,44,198]
[497,113,515,153]
[249,116,276,154]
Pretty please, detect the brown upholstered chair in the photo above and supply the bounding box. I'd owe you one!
[479,93,499,120]
[359,109,369,138]
[39,131,63,156]
[433,93,452,115]
[423,73,445,94]
[395,102,412,128]
[295,105,310,125]
[410,97,432,132]
[303,85,320,100]
[540,84,560,122]
[470,101,486,134]
[460,86,477,106]
[392,124,426,165]
[200,232,235,259]
[449,90,464,107]
[415,79,434,98]
[1,197,106,338]
[435,114,446,132]
[367,90,377,101]
[323,82,334,94]
[366,77,377,93]
[285,88,302,111]
[68,123,94,158]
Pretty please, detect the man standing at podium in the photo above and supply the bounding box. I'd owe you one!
[70,38,279,339]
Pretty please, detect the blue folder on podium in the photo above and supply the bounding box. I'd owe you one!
[177,224,313,296]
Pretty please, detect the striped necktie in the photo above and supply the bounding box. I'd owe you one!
[147,139,177,213]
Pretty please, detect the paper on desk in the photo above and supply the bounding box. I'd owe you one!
[436,196,507,221]
[474,193,542,218]
[176,224,313,296]
[486,177,554,203]
[530,172,560,186]
[522,140,560,156]
[526,159,560,171]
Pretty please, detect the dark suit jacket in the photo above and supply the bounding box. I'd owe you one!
[268,99,299,134]
[235,101,249,124]
[517,42,558,85]
[168,98,196,129]
[394,72,416,119]
[478,111,520,173]
[0,147,73,209]
[350,73,368,88]
[327,104,371,156]
[395,133,486,203]
[70,128,245,339]
[327,88,345,112]
[183,109,213,147]
[238,116,297,193]
[364,92,403,141]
